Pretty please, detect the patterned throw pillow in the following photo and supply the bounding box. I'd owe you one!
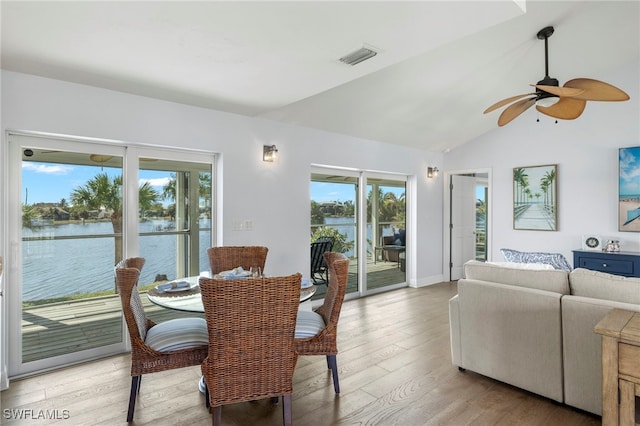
[500,248,572,272]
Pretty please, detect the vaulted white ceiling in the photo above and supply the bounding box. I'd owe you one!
[2,1,638,152]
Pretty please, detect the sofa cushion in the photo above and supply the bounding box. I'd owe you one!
[393,229,406,246]
[500,248,572,272]
[486,261,555,270]
[569,268,640,304]
[464,260,570,294]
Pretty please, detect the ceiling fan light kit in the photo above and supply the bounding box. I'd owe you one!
[484,26,629,127]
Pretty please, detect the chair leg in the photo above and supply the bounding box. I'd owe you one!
[127,375,141,422]
[282,394,292,426]
[327,355,340,394]
[212,406,222,426]
[271,396,279,405]
[204,382,210,409]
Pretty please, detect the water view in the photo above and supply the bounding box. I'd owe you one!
[22,220,211,301]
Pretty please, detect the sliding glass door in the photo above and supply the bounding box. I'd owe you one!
[7,134,214,377]
[310,170,359,298]
[310,168,407,299]
[365,177,406,293]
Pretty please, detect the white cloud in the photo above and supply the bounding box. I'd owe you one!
[140,177,171,188]
[22,163,72,175]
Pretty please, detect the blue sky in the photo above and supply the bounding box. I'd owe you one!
[620,146,640,197]
[310,181,407,203]
[22,163,171,205]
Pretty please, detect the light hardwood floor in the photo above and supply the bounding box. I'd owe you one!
[2,282,601,425]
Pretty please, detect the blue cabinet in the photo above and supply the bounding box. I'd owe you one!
[572,250,640,278]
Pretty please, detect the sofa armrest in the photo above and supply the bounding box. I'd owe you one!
[456,278,564,402]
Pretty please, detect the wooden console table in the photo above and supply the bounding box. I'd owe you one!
[595,309,640,426]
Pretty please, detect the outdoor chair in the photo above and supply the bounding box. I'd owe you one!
[295,251,349,393]
[380,233,405,263]
[206,246,268,275]
[115,257,208,423]
[310,237,333,284]
[199,273,301,426]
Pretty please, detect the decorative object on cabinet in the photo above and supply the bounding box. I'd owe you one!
[604,240,621,253]
[619,146,640,232]
[513,164,557,231]
[573,249,640,278]
[581,235,602,251]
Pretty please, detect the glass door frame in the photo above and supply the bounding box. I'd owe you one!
[360,171,409,296]
[5,132,217,379]
[7,133,127,378]
[311,166,410,301]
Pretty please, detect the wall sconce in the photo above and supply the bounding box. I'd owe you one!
[427,166,439,179]
[263,145,278,162]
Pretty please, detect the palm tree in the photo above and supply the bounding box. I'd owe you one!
[162,172,212,219]
[513,168,528,207]
[71,173,159,268]
[543,168,556,211]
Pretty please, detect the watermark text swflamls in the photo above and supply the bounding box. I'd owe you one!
[3,408,70,420]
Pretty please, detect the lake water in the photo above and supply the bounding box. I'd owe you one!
[22,220,211,301]
[322,216,398,258]
[23,217,398,301]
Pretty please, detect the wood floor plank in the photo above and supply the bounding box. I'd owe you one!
[2,282,601,425]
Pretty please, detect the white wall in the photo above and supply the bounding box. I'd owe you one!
[0,70,445,286]
[444,59,640,265]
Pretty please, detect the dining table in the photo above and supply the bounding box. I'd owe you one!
[146,273,317,393]
[147,275,317,312]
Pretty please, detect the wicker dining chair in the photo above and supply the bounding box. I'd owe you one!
[206,246,268,275]
[294,252,349,393]
[115,257,208,423]
[199,273,301,426]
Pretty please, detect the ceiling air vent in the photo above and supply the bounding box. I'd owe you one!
[339,46,377,66]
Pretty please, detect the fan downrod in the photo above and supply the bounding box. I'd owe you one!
[537,26,554,40]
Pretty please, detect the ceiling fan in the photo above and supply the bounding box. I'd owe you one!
[484,26,629,127]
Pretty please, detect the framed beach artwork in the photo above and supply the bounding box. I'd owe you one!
[513,164,557,231]
[619,146,640,232]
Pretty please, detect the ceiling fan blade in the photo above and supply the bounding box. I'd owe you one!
[563,78,630,101]
[484,93,536,114]
[536,97,587,120]
[497,97,536,126]
[532,85,585,98]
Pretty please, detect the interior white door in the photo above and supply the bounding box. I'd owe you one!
[0,256,6,390]
[450,175,477,280]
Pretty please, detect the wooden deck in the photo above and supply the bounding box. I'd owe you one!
[21,258,404,363]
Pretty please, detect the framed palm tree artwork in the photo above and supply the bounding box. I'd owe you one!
[513,164,557,231]
[619,146,640,232]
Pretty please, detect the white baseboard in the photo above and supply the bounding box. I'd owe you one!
[409,274,446,288]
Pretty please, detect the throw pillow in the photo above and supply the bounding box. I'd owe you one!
[500,248,572,272]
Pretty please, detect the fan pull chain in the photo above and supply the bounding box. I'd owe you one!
[536,111,558,124]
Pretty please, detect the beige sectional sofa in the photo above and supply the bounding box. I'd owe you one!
[449,260,640,415]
